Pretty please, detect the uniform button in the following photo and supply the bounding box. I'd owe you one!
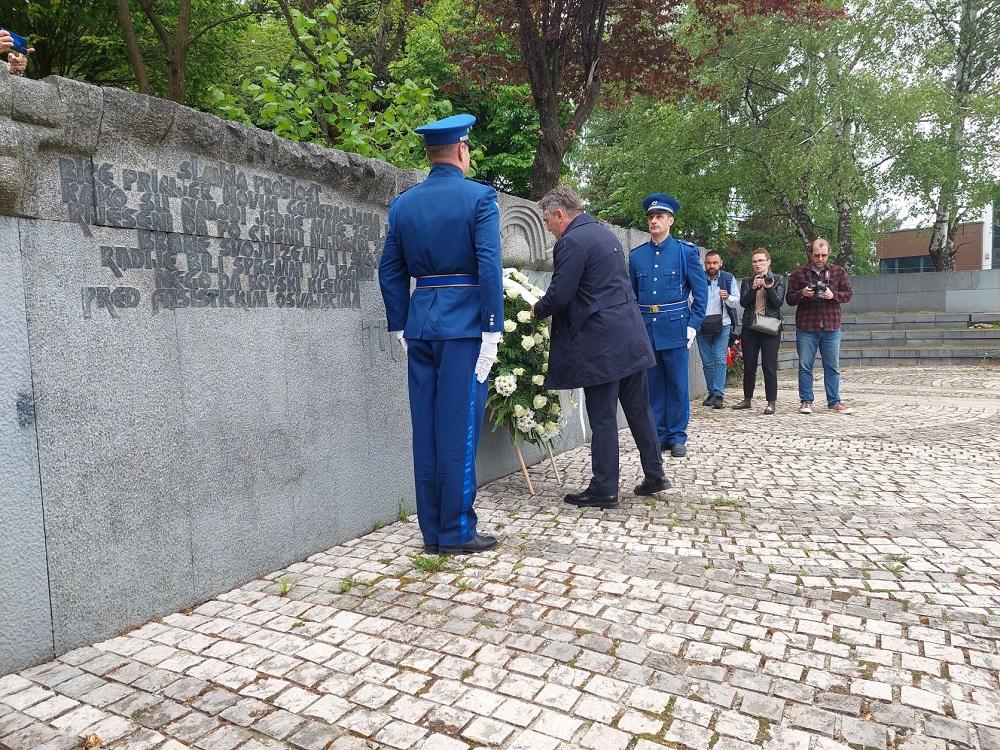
[653,277,657,281]
[652,318,657,321]
[653,291,657,295]
[654,265,658,268]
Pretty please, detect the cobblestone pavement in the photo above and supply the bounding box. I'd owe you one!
[3,365,1000,750]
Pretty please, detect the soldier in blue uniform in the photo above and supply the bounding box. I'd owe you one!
[378,113,503,555]
[629,194,708,457]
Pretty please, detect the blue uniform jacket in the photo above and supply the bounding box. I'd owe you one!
[378,164,504,340]
[629,235,708,350]
[534,213,655,390]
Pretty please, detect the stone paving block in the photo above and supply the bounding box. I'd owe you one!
[50,704,107,734]
[373,720,427,750]
[579,722,631,750]
[1,723,64,750]
[898,738,948,750]
[193,725,254,750]
[531,708,582,741]
[507,728,560,750]
[163,711,221,744]
[461,716,516,746]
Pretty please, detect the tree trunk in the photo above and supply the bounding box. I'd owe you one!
[529,135,568,199]
[928,206,958,271]
[928,0,974,271]
[779,192,818,248]
[835,196,853,269]
[166,0,191,103]
[115,0,150,94]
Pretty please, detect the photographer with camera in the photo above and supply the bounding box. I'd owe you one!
[785,238,853,414]
[732,248,784,414]
[0,29,33,76]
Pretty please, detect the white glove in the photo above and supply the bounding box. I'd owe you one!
[475,331,502,383]
[391,330,407,353]
[502,276,539,307]
[687,326,697,349]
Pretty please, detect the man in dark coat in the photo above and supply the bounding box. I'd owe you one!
[531,186,669,509]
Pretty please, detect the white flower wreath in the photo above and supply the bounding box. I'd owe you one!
[487,268,564,447]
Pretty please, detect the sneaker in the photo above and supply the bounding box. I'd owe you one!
[799,401,813,414]
[711,395,725,409]
[702,395,715,406]
[828,402,852,413]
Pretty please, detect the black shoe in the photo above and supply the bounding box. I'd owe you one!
[660,442,670,452]
[564,489,619,508]
[763,402,775,415]
[422,544,439,554]
[712,395,725,409]
[634,476,670,496]
[702,395,715,406]
[668,443,687,457]
[438,535,498,555]
[731,400,752,410]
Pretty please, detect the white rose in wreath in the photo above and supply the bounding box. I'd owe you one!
[533,395,547,409]
[532,375,544,385]
[517,310,532,324]
[513,367,525,376]
[520,335,535,351]
[504,319,516,332]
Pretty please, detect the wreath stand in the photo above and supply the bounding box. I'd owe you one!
[513,440,564,497]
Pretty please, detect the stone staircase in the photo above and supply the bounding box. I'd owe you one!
[772,312,1000,370]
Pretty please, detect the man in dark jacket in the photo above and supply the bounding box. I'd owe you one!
[531,186,668,509]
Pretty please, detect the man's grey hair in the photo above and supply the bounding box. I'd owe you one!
[538,185,584,215]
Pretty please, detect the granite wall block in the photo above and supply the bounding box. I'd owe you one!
[0,217,54,672]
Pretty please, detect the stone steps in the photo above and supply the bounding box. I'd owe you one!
[768,311,1000,370]
[780,311,1000,330]
[779,328,1000,345]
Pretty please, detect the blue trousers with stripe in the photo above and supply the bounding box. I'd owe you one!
[407,338,486,547]
[648,345,690,446]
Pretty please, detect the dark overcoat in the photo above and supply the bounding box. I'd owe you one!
[535,213,655,389]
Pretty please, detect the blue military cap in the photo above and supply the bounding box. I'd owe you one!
[643,193,680,215]
[415,113,476,147]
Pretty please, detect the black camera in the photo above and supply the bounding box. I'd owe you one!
[809,281,828,294]
[755,273,774,288]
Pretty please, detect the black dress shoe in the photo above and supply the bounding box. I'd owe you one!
[634,476,670,495]
[731,400,752,410]
[422,544,439,554]
[712,395,725,409]
[669,443,687,457]
[564,488,619,508]
[438,535,498,555]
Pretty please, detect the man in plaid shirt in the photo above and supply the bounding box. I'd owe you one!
[785,238,853,414]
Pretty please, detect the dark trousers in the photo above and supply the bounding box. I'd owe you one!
[742,327,780,402]
[583,369,664,495]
